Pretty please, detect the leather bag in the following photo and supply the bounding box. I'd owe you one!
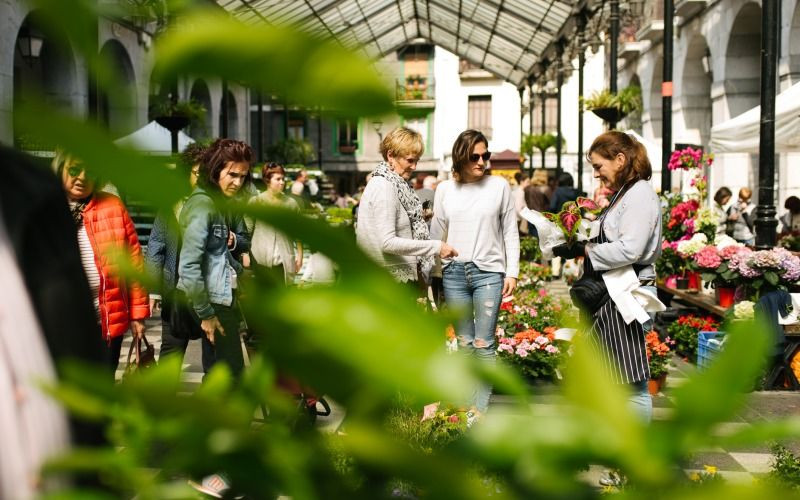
[123,334,156,379]
[569,274,610,316]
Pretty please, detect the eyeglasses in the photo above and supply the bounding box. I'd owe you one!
[66,165,85,177]
[469,152,492,163]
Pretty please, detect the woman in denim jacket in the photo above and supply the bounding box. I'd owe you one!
[177,139,253,377]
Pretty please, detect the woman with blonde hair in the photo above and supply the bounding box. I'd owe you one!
[55,151,149,374]
[356,127,457,288]
[431,129,519,414]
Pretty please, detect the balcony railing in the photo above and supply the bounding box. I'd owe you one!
[395,77,436,108]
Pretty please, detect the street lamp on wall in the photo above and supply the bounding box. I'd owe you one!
[16,25,44,63]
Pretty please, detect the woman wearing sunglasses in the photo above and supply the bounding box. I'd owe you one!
[55,151,149,375]
[430,129,519,415]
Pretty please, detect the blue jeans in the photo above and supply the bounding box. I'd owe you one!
[628,380,652,423]
[443,262,504,413]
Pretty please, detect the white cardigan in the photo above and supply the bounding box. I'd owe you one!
[356,176,441,282]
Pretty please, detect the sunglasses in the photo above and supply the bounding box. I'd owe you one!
[66,165,85,177]
[469,152,492,163]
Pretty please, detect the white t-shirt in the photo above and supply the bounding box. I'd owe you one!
[430,175,520,278]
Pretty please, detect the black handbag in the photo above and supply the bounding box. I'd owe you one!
[569,274,610,316]
[166,290,203,340]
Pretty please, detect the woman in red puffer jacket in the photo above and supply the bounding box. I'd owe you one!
[55,151,149,374]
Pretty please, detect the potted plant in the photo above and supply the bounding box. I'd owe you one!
[149,97,206,133]
[583,85,642,125]
[645,331,674,394]
[667,314,720,361]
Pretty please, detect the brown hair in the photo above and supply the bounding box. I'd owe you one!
[739,187,752,201]
[714,187,732,206]
[451,129,488,183]
[198,138,253,193]
[261,162,285,186]
[379,127,424,161]
[586,131,651,187]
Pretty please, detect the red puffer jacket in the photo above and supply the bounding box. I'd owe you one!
[82,193,149,340]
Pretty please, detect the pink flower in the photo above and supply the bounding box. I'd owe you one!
[448,414,459,423]
[515,348,529,357]
[545,345,559,354]
[694,246,722,269]
[497,344,513,354]
[538,289,548,297]
[535,336,549,345]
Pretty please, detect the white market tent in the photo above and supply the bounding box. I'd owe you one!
[709,82,800,154]
[114,120,195,155]
[625,129,661,166]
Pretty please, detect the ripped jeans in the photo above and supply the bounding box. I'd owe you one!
[443,262,504,413]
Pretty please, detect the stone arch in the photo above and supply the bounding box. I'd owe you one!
[680,34,713,146]
[218,89,238,139]
[625,73,643,135]
[12,12,79,146]
[98,39,137,136]
[189,79,212,140]
[724,2,761,119]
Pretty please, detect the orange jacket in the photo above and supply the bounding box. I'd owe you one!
[82,192,149,340]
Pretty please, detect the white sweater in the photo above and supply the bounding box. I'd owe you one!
[356,176,441,282]
[431,175,520,278]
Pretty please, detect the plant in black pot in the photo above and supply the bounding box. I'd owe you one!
[583,85,642,127]
[149,96,206,133]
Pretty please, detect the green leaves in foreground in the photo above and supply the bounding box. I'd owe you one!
[152,10,395,118]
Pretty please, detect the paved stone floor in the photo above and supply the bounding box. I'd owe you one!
[116,276,800,488]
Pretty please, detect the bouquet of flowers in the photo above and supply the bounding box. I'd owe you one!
[663,198,700,242]
[667,146,714,172]
[667,314,720,360]
[724,247,800,299]
[645,331,674,379]
[496,327,567,381]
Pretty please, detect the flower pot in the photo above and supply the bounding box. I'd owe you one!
[590,107,628,124]
[154,115,190,132]
[687,272,701,292]
[665,275,678,289]
[648,375,666,395]
[717,287,735,308]
[676,277,689,290]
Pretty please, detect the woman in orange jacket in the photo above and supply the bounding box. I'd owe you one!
[56,151,149,374]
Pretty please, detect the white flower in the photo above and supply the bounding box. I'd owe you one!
[733,301,755,320]
[715,234,742,250]
[677,233,708,256]
[695,207,716,230]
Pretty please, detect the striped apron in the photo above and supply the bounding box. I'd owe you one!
[582,203,650,385]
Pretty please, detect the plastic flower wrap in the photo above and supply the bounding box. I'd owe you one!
[521,197,601,259]
[733,301,755,320]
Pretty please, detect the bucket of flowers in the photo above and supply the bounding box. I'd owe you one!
[645,331,674,394]
[727,247,800,300]
[667,314,720,361]
[496,327,566,382]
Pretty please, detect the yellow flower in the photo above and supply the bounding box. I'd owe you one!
[689,472,701,482]
[703,465,717,475]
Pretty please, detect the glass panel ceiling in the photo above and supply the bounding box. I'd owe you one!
[215,0,577,86]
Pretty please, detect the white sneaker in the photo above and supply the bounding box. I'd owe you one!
[188,473,232,498]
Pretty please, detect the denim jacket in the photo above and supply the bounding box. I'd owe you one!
[177,188,250,319]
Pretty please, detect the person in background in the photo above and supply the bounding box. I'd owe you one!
[356,127,457,291]
[290,169,311,206]
[712,187,733,237]
[178,138,252,378]
[56,150,149,375]
[513,172,530,235]
[780,196,800,234]
[415,173,436,213]
[544,173,558,203]
[549,172,582,212]
[146,142,206,362]
[728,187,755,245]
[0,146,106,498]
[248,162,303,284]
[524,175,550,213]
[431,129,519,415]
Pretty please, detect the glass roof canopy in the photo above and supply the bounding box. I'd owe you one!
[215,0,582,87]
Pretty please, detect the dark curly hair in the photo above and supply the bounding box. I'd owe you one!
[198,138,253,193]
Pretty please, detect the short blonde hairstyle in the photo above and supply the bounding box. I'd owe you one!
[52,149,81,177]
[379,127,424,161]
[739,187,752,201]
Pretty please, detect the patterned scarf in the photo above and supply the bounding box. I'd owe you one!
[371,162,434,280]
[69,196,92,228]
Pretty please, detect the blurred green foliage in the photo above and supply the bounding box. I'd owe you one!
[16,1,800,499]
